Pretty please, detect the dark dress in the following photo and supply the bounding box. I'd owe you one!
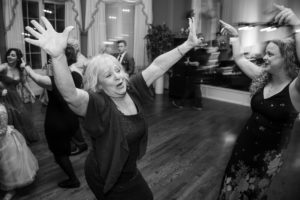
[218,83,298,200]
[0,69,39,143]
[84,73,153,200]
[44,73,81,156]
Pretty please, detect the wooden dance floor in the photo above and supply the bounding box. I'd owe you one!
[2,92,300,200]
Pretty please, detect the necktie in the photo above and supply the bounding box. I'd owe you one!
[118,54,122,62]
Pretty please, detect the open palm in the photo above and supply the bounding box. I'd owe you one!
[186,18,203,47]
[24,17,74,58]
[219,20,239,37]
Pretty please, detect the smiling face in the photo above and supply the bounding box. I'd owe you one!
[98,57,127,97]
[263,42,285,74]
[6,50,18,65]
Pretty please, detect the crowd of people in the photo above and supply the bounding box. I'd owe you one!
[0,3,300,200]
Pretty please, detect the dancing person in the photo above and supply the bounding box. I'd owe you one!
[21,45,82,189]
[217,4,300,200]
[0,103,39,200]
[115,40,135,76]
[0,48,39,144]
[24,16,202,199]
[172,34,209,110]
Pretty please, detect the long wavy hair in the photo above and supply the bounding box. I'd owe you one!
[249,38,299,96]
[83,54,129,93]
[5,48,23,72]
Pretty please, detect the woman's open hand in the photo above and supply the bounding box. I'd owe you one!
[20,58,26,70]
[24,16,74,58]
[273,4,300,26]
[219,20,239,37]
[186,18,203,47]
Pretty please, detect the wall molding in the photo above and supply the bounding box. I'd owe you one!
[201,84,250,107]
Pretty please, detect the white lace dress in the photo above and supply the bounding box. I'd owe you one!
[0,106,39,190]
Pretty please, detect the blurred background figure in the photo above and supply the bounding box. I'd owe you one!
[115,40,135,77]
[0,103,39,200]
[0,48,39,144]
[172,34,210,110]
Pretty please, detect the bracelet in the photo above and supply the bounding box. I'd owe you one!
[177,47,184,57]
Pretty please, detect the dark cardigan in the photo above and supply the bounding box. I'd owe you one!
[83,73,153,193]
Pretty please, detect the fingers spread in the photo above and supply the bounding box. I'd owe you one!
[25,26,42,39]
[62,26,75,39]
[273,3,285,11]
[24,38,40,47]
[31,20,46,34]
[41,16,54,31]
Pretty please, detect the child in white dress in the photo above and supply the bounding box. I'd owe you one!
[0,103,39,200]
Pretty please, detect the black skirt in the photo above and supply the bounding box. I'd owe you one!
[85,153,153,200]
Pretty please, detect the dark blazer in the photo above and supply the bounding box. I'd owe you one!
[116,52,135,76]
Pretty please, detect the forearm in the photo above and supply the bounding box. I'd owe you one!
[152,41,193,73]
[231,38,262,79]
[142,41,194,86]
[52,54,77,104]
[25,66,51,89]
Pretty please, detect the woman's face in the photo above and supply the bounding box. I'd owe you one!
[98,59,127,97]
[6,50,18,65]
[263,42,285,74]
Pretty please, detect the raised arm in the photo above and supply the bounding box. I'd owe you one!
[273,4,300,112]
[220,20,263,80]
[142,18,202,86]
[24,17,89,116]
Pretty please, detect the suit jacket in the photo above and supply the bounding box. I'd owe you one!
[116,52,135,76]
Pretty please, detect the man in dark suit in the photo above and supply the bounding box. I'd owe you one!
[115,40,135,76]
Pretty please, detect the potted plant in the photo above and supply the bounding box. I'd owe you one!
[145,24,174,94]
[145,24,174,62]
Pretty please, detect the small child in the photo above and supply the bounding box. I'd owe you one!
[0,103,39,200]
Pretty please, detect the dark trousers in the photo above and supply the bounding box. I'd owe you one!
[176,76,202,107]
[85,153,153,200]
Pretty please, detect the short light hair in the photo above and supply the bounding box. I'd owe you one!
[84,54,129,93]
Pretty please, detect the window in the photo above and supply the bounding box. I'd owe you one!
[22,1,41,69]
[22,1,65,69]
[105,2,135,55]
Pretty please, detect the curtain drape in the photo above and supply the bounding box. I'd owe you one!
[85,0,106,58]
[3,0,25,53]
[84,0,152,61]
[65,0,82,44]
[133,0,152,71]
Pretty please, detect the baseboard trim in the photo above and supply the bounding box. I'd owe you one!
[201,84,250,107]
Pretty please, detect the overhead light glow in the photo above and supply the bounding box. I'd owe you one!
[122,9,130,13]
[43,9,52,14]
[260,27,277,32]
[238,26,254,31]
[108,16,117,20]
